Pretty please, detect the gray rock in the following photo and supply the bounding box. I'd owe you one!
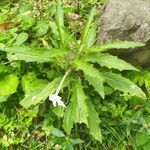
[97,0,150,43]
[97,0,150,67]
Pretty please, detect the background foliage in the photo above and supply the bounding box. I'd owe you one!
[0,0,150,149]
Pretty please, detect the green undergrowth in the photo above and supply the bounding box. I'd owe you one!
[0,0,150,149]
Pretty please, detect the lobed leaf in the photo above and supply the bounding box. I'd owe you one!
[87,41,145,52]
[75,60,105,98]
[63,101,75,134]
[83,22,97,48]
[82,6,96,42]
[73,80,88,124]
[56,0,64,28]
[84,53,139,71]
[20,77,61,108]
[63,80,88,134]
[56,0,65,45]
[102,71,146,99]
[86,100,102,142]
[0,46,68,63]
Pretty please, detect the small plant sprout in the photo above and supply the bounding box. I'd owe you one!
[49,69,71,108]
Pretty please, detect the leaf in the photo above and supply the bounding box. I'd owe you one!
[84,53,139,71]
[63,102,75,134]
[87,41,145,52]
[86,100,102,142]
[19,4,32,13]
[102,72,146,99]
[136,132,149,147]
[49,21,59,37]
[56,0,65,44]
[56,0,64,28]
[83,22,96,48]
[70,139,84,145]
[0,46,67,63]
[15,32,28,46]
[0,74,18,95]
[142,141,150,150]
[145,79,150,96]
[0,95,8,103]
[75,60,105,98]
[144,72,150,96]
[63,141,74,150]
[73,80,88,124]
[17,13,35,30]
[20,76,61,108]
[52,106,64,118]
[82,6,96,41]
[52,0,74,47]
[21,72,47,94]
[51,128,65,137]
[63,80,88,134]
[63,29,75,47]
[34,20,49,37]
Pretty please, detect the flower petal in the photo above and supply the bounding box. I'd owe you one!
[49,94,66,108]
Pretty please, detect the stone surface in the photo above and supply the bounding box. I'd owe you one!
[97,0,150,67]
[97,0,150,43]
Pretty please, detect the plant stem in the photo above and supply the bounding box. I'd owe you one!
[55,68,71,95]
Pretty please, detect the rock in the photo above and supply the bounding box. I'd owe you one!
[97,0,150,67]
[97,0,150,43]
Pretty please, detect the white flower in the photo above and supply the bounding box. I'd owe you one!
[49,69,70,108]
[49,94,66,108]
